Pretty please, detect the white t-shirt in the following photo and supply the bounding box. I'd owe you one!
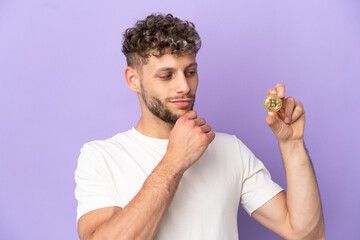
[75,127,283,239]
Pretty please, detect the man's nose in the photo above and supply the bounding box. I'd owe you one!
[175,73,190,94]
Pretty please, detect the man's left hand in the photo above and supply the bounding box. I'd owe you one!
[265,83,305,143]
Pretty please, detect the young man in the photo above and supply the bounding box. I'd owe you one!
[75,14,325,240]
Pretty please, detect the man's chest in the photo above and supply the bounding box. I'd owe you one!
[104,145,242,212]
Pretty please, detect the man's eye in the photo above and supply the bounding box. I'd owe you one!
[186,71,196,77]
[160,74,172,80]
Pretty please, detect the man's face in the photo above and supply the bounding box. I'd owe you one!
[138,53,198,124]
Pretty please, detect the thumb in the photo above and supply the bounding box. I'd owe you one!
[266,112,281,132]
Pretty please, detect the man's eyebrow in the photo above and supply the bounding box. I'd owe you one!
[155,67,174,73]
[154,62,198,74]
[185,62,198,69]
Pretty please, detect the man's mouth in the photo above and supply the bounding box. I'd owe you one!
[170,99,192,108]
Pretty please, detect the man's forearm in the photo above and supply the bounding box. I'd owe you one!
[279,140,325,238]
[91,155,185,240]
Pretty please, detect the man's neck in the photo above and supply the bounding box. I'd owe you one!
[135,115,174,139]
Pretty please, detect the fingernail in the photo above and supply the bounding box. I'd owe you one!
[285,117,290,123]
[268,112,273,119]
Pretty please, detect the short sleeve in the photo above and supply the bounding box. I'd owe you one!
[74,143,120,222]
[237,138,283,216]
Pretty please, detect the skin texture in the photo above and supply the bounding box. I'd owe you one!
[251,83,325,239]
[131,52,201,138]
[77,54,325,240]
[139,76,195,124]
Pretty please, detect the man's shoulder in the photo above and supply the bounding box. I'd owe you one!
[210,131,250,151]
[80,129,132,152]
[209,131,241,149]
[212,131,239,143]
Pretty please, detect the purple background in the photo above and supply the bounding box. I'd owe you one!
[1,0,359,239]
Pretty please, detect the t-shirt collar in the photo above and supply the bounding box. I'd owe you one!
[130,127,169,147]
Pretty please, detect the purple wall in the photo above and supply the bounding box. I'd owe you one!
[1,0,359,239]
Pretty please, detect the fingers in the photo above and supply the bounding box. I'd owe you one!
[196,119,215,143]
[185,112,215,143]
[206,131,216,143]
[194,117,206,126]
[265,84,305,126]
[266,96,304,125]
[265,112,281,132]
[186,110,197,120]
[275,83,285,98]
[201,124,211,133]
[183,111,207,126]
[266,88,277,96]
[284,97,295,123]
[266,83,285,99]
[291,101,305,122]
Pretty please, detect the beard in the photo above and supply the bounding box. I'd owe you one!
[140,81,195,124]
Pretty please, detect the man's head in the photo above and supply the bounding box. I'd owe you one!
[122,14,201,124]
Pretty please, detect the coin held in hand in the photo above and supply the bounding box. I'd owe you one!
[264,94,282,112]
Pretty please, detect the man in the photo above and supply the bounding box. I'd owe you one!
[75,14,325,239]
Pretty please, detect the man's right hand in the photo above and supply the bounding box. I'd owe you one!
[165,110,215,171]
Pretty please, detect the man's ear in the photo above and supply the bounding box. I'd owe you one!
[125,66,140,93]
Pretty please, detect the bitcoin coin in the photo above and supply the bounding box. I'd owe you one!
[264,94,282,112]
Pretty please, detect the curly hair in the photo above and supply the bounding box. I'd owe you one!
[122,13,201,70]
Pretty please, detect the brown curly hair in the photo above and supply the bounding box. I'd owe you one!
[122,13,201,70]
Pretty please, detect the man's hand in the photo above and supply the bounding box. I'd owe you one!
[165,110,216,171]
[265,83,306,143]
[254,83,325,239]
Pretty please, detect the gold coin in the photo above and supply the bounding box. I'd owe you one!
[264,94,282,112]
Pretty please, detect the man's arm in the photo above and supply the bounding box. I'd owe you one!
[251,83,325,239]
[252,140,325,239]
[78,156,184,240]
[77,111,215,240]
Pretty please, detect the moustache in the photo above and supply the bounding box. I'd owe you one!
[166,95,196,102]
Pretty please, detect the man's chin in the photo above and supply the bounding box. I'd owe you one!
[164,109,189,124]
[166,103,194,121]
[173,107,192,116]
